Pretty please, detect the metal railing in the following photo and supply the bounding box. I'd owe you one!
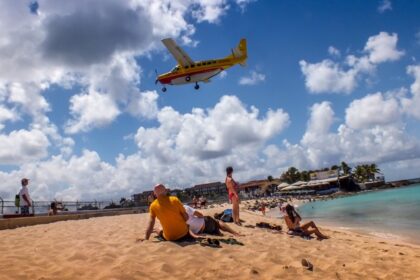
[0,199,123,216]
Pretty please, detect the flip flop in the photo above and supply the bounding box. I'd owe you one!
[219,238,244,246]
[244,225,255,228]
[301,258,313,271]
[269,225,282,231]
[200,238,221,248]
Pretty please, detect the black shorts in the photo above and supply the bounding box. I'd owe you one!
[203,216,221,235]
[158,230,195,242]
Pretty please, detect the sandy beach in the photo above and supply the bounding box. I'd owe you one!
[1,207,420,280]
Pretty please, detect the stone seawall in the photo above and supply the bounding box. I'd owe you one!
[0,208,144,230]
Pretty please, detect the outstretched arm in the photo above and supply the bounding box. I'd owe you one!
[144,215,156,240]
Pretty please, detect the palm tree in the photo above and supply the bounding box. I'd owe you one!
[330,165,339,170]
[341,161,351,175]
[353,165,367,182]
[367,163,381,181]
[300,170,310,181]
[280,167,301,184]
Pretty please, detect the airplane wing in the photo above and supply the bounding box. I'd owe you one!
[161,38,194,67]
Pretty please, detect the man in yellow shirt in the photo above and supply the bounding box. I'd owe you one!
[143,184,192,241]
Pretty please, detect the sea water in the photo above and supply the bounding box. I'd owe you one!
[295,184,420,244]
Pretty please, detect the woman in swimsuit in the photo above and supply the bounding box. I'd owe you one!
[284,204,328,239]
[225,166,241,225]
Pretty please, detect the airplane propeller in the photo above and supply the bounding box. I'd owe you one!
[154,69,159,84]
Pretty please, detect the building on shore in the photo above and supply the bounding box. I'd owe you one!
[280,173,360,196]
[132,191,153,207]
[184,182,227,197]
[238,179,279,198]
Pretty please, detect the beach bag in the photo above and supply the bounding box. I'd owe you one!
[15,194,20,207]
[220,209,233,223]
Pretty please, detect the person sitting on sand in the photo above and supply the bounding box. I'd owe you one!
[142,184,194,242]
[184,205,241,236]
[284,204,328,239]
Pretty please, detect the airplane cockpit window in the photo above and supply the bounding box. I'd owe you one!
[171,66,180,73]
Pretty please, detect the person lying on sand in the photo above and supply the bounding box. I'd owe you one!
[141,184,195,242]
[184,205,242,236]
[284,204,328,240]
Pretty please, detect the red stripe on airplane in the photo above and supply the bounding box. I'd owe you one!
[158,67,224,84]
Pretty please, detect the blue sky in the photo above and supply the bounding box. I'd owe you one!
[0,0,419,201]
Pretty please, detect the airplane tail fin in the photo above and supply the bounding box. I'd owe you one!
[229,38,247,66]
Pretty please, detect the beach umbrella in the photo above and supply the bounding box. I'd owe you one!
[281,185,304,191]
[278,182,289,189]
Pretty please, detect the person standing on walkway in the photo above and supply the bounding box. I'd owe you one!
[19,178,32,215]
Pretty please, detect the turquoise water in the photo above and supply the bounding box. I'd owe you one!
[297,184,420,244]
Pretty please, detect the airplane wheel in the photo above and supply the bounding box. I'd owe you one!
[162,87,167,92]
[194,84,200,90]
[185,76,191,82]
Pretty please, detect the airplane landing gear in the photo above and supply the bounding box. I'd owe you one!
[194,83,200,90]
[162,87,167,92]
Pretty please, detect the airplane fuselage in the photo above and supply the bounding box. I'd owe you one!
[157,57,244,85]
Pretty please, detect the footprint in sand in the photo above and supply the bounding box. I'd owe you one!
[68,252,88,261]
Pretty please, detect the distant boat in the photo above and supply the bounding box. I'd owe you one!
[77,204,99,211]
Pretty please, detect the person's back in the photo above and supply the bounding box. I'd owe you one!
[150,195,189,241]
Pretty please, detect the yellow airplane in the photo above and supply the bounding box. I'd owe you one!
[156,38,247,92]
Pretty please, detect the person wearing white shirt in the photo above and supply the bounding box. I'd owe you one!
[183,205,240,236]
[19,178,32,215]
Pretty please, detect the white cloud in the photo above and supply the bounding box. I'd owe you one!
[66,90,120,134]
[0,95,290,200]
[135,95,290,160]
[0,129,50,164]
[219,71,228,79]
[345,92,401,129]
[191,0,229,23]
[364,32,404,64]
[0,105,18,130]
[300,102,342,167]
[127,90,159,119]
[401,65,420,119]
[300,32,404,94]
[328,46,340,57]
[380,158,420,181]
[239,70,266,85]
[1,90,420,200]
[288,100,420,169]
[235,0,257,12]
[378,0,392,13]
[300,60,358,94]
